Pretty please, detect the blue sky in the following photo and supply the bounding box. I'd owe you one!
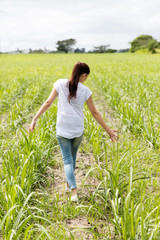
[0,0,160,52]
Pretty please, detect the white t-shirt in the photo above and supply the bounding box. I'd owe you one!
[53,79,92,138]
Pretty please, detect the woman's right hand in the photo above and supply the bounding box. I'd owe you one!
[28,119,36,133]
[108,129,119,142]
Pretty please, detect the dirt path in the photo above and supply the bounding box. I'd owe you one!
[47,151,97,199]
[46,151,96,239]
[46,149,115,239]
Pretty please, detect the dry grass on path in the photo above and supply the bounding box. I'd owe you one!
[46,150,115,239]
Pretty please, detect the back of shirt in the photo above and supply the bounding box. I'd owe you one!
[54,79,92,138]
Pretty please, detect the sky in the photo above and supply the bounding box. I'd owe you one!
[0,0,160,52]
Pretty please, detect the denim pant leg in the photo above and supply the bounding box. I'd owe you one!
[57,136,77,189]
[57,134,83,189]
[71,134,83,170]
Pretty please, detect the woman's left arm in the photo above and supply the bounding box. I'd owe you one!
[29,88,58,132]
[86,96,119,142]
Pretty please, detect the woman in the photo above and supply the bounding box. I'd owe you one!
[29,62,118,202]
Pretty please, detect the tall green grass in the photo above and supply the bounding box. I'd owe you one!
[82,105,159,238]
[0,53,160,239]
[89,54,160,148]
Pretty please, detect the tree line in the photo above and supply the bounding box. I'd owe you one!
[1,35,160,54]
[56,36,160,54]
[28,38,117,54]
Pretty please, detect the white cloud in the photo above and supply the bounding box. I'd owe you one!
[0,0,160,51]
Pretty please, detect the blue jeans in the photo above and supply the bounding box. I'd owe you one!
[57,134,83,189]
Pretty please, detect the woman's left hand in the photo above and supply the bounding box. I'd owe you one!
[108,129,119,142]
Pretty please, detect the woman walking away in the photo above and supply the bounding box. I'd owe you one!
[29,62,118,202]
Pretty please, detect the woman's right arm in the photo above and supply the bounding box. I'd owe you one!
[86,96,118,142]
[28,88,58,132]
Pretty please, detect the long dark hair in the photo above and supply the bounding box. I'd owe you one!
[68,62,90,101]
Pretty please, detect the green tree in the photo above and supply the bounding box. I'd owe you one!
[106,49,117,53]
[93,45,110,53]
[148,40,158,53]
[56,38,76,53]
[130,35,158,53]
[74,48,85,53]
